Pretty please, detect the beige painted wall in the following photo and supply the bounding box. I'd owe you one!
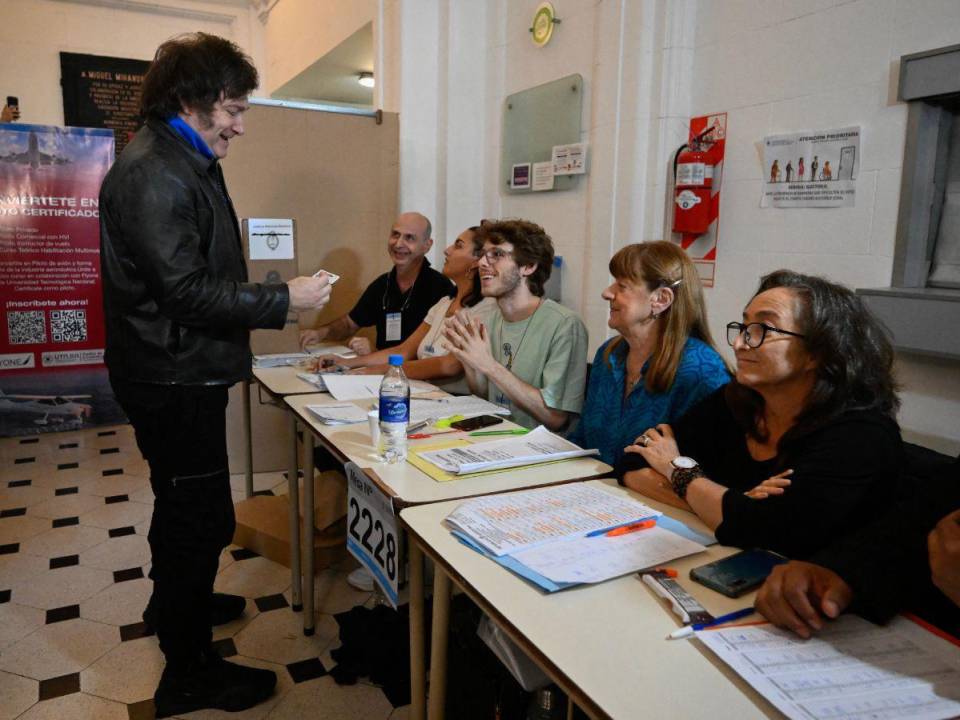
[261,0,375,94]
[0,0,260,127]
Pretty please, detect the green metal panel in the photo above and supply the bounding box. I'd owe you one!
[501,74,584,194]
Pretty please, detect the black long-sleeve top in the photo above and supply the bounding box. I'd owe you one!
[812,454,959,635]
[615,387,903,560]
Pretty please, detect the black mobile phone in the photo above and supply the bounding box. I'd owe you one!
[689,549,788,598]
[450,414,504,431]
[6,96,18,108]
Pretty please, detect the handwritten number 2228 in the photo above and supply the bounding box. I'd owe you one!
[348,497,397,580]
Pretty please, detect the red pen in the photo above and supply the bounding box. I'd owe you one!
[604,519,657,537]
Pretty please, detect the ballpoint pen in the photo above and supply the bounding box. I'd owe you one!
[407,430,458,439]
[468,429,530,437]
[406,417,435,434]
[667,607,756,639]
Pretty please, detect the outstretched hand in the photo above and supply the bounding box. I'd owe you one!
[754,561,853,638]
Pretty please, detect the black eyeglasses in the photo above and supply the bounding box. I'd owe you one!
[481,248,513,263]
[726,321,805,348]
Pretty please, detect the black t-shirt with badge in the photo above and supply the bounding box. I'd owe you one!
[348,259,454,350]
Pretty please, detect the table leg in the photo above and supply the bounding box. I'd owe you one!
[408,537,425,720]
[302,431,315,635]
[427,568,452,720]
[242,378,253,499]
[288,416,302,611]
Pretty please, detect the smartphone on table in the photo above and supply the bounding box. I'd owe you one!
[450,415,504,431]
[689,549,787,598]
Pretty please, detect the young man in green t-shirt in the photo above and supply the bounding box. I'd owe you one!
[444,219,588,430]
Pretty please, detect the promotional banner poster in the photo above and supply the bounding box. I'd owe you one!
[0,123,126,436]
[761,126,860,208]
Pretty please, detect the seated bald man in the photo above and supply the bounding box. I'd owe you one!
[300,212,454,353]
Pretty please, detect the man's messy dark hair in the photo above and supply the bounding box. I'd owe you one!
[140,33,258,121]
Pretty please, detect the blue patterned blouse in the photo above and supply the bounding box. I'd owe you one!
[568,336,730,466]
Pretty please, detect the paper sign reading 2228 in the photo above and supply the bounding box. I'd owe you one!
[344,462,400,607]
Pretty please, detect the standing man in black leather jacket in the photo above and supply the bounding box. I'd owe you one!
[99,33,331,717]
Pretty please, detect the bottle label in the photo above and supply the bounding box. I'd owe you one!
[379,397,409,423]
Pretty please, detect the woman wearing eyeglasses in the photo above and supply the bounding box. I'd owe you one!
[315,226,496,394]
[617,269,902,559]
[567,242,729,466]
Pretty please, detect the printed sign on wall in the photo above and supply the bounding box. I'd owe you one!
[0,123,125,436]
[60,52,150,156]
[761,126,860,208]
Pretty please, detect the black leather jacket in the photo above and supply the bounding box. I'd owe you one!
[99,120,289,385]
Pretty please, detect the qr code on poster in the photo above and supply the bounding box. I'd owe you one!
[50,309,87,343]
[7,311,46,345]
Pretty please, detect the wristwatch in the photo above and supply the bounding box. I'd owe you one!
[669,456,704,499]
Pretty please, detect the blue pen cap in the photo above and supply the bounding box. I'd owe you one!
[388,354,404,366]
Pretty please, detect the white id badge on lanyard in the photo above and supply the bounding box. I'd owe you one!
[385,312,402,342]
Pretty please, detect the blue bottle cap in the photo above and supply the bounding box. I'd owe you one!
[388,354,404,366]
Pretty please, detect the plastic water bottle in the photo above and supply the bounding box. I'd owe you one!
[378,355,410,463]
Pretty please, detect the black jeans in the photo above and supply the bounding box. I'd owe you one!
[111,377,235,668]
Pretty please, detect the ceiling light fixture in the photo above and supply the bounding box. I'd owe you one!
[357,72,375,88]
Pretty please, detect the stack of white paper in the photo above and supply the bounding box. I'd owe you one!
[252,352,312,368]
[321,374,439,400]
[296,373,328,391]
[304,396,511,427]
[313,345,357,358]
[445,483,708,588]
[305,403,369,425]
[446,483,661,556]
[409,395,509,420]
[419,426,598,475]
[698,615,960,720]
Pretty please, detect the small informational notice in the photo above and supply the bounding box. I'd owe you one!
[531,161,554,191]
[248,218,294,260]
[345,462,400,607]
[761,126,860,208]
[511,163,531,189]
[552,142,586,175]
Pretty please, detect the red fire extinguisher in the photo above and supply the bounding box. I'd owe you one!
[672,129,715,235]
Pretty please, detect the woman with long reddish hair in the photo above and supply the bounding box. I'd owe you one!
[568,241,729,465]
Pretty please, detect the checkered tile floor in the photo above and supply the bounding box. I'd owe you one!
[0,425,408,720]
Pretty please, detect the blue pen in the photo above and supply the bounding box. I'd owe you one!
[667,607,756,639]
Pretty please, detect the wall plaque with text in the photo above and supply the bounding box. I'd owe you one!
[60,52,149,155]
